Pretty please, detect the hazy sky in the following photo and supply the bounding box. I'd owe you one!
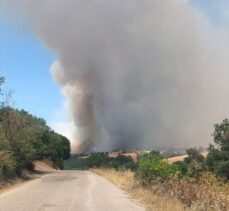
[0,0,229,151]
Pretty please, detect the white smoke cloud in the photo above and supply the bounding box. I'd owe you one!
[2,0,229,152]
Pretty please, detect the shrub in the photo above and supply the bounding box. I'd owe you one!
[214,161,229,180]
[109,155,137,171]
[136,153,183,184]
[206,119,229,180]
[85,152,110,168]
[0,150,17,180]
[173,161,188,175]
[183,148,206,177]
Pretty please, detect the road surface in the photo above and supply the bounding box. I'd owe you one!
[0,171,144,211]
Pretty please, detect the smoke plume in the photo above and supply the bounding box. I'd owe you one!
[1,0,229,152]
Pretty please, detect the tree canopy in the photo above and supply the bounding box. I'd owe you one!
[206,119,229,180]
[0,77,71,179]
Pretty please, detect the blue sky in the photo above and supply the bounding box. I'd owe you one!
[190,0,229,26]
[0,13,63,123]
[0,1,228,125]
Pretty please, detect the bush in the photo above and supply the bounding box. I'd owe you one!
[183,148,206,177]
[173,161,188,175]
[206,119,229,180]
[85,152,110,168]
[214,161,229,180]
[136,152,184,184]
[0,150,17,180]
[109,155,137,171]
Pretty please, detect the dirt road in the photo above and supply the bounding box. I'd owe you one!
[0,171,144,211]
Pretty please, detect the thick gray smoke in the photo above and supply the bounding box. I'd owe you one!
[2,0,229,152]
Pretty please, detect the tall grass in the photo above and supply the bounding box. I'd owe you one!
[92,168,229,211]
[92,168,185,211]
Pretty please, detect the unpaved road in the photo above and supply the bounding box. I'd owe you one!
[0,171,144,211]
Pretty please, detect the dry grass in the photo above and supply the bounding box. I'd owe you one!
[91,168,229,211]
[108,152,138,162]
[0,160,54,195]
[91,168,185,211]
[167,152,208,164]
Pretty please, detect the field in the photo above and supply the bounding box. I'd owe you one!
[167,152,208,164]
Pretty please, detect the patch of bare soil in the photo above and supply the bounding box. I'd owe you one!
[33,160,56,173]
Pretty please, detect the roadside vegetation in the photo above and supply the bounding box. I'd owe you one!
[66,118,229,210]
[64,152,136,170]
[0,76,71,182]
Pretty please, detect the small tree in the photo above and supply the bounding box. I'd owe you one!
[206,119,229,180]
[136,153,182,184]
[183,148,205,177]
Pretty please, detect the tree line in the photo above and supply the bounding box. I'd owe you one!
[0,76,71,180]
[65,152,136,170]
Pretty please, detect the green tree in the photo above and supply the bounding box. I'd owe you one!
[0,107,71,174]
[0,150,17,180]
[0,77,71,179]
[206,119,229,180]
[136,153,181,184]
[86,152,110,168]
[41,130,71,169]
[183,148,205,177]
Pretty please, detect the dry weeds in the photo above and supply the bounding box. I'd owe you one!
[91,168,185,211]
[91,168,229,211]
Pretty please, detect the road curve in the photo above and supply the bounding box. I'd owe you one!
[0,171,144,211]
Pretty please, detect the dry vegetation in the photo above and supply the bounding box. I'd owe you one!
[0,169,37,194]
[92,168,185,211]
[92,168,229,211]
[0,160,54,193]
[0,178,26,194]
[108,152,138,162]
[167,152,208,164]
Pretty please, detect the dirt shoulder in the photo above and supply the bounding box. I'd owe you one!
[0,160,56,195]
[0,173,38,195]
[33,160,56,173]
